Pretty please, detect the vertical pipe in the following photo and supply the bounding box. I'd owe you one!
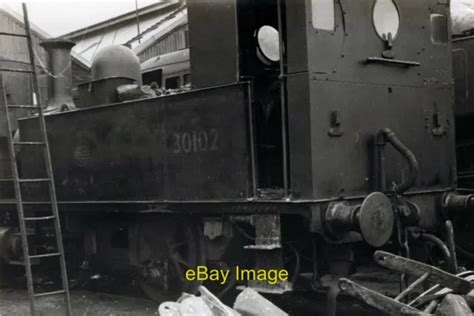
[248,82,258,198]
[377,131,387,192]
[23,4,42,110]
[277,0,290,196]
[135,0,141,43]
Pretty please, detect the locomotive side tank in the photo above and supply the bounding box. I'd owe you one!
[20,82,254,201]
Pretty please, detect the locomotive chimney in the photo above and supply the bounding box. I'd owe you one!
[40,39,76,112]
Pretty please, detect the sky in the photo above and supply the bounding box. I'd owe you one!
[0,0,473,37]
[452,0,474,34]
[1,0,162,37]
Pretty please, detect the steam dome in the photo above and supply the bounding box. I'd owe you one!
[91,45,142,84]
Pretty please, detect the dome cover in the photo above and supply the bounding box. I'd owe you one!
[91,45,142,84]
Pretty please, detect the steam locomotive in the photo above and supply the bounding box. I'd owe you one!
[1,0,473,309]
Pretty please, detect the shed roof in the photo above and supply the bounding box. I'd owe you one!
[62,0,184,67]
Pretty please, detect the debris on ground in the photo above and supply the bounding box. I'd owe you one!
[159,286,239,316]
[339,250,474,315]
[233,288,288,316]
[158,286,289,316]
[436,294,471,316]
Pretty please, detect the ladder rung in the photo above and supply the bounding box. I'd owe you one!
[0,31,27,38]
[24,215,55,221]
[0,68,33,74]
[9,260,26,266]
[13,141,45,146]
[19,178,51,183]
[23,201,53,205]
[29,252,60,259]
[9,258,40,265]
[34,289,66,298]
[7,105,40,109]
[13,229,34,237]
[9,260,27,266]
[0,179,51,183]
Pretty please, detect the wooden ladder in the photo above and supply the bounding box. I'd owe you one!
[0,3,72,315]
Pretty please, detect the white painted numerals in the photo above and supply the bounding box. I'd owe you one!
[171,129,219,154]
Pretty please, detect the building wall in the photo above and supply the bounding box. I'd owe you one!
[137,24,188,62]
[0,9,48,65]
[0,10,51,136]
[71,59,91,84]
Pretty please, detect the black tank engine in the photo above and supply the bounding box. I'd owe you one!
[1,0,473,307]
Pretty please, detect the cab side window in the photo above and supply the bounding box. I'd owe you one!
[430,14,448,44]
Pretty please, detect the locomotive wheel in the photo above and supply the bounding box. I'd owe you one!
[130,216,205,302]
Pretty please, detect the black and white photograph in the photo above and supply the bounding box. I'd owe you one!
[0,0,474,315]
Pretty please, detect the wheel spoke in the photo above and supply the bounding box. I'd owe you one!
[169,257,186,283]
[169,239,188,251]
[284,257,293,265]
[173,253,192,268]
[133,219,205,301]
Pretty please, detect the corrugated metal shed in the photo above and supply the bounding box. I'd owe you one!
[0,6,50,113]
[134,12,187,62]
[0,7,48,70]
[0,5,91,111]
[63,0,185,67]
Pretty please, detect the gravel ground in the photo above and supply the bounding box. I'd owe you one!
[0,289,158,316]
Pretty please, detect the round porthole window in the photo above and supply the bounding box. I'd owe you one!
[373,0,400,40]
[256,25,280,64]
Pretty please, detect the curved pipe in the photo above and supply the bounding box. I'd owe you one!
[418,233,452,268]
[445,220,458,273]
[378,128,419,194]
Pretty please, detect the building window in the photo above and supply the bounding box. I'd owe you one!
[183,74,191,85]
[184,28,189,48]
[311,0,335,31]
[165,76,180,89]
[142,69,163,87]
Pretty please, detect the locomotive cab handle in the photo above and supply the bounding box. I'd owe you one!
[366,57,421,68]
[377,128,419,195]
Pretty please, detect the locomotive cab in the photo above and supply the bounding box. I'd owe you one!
[188,0,455,210]
[188,0,286,190]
